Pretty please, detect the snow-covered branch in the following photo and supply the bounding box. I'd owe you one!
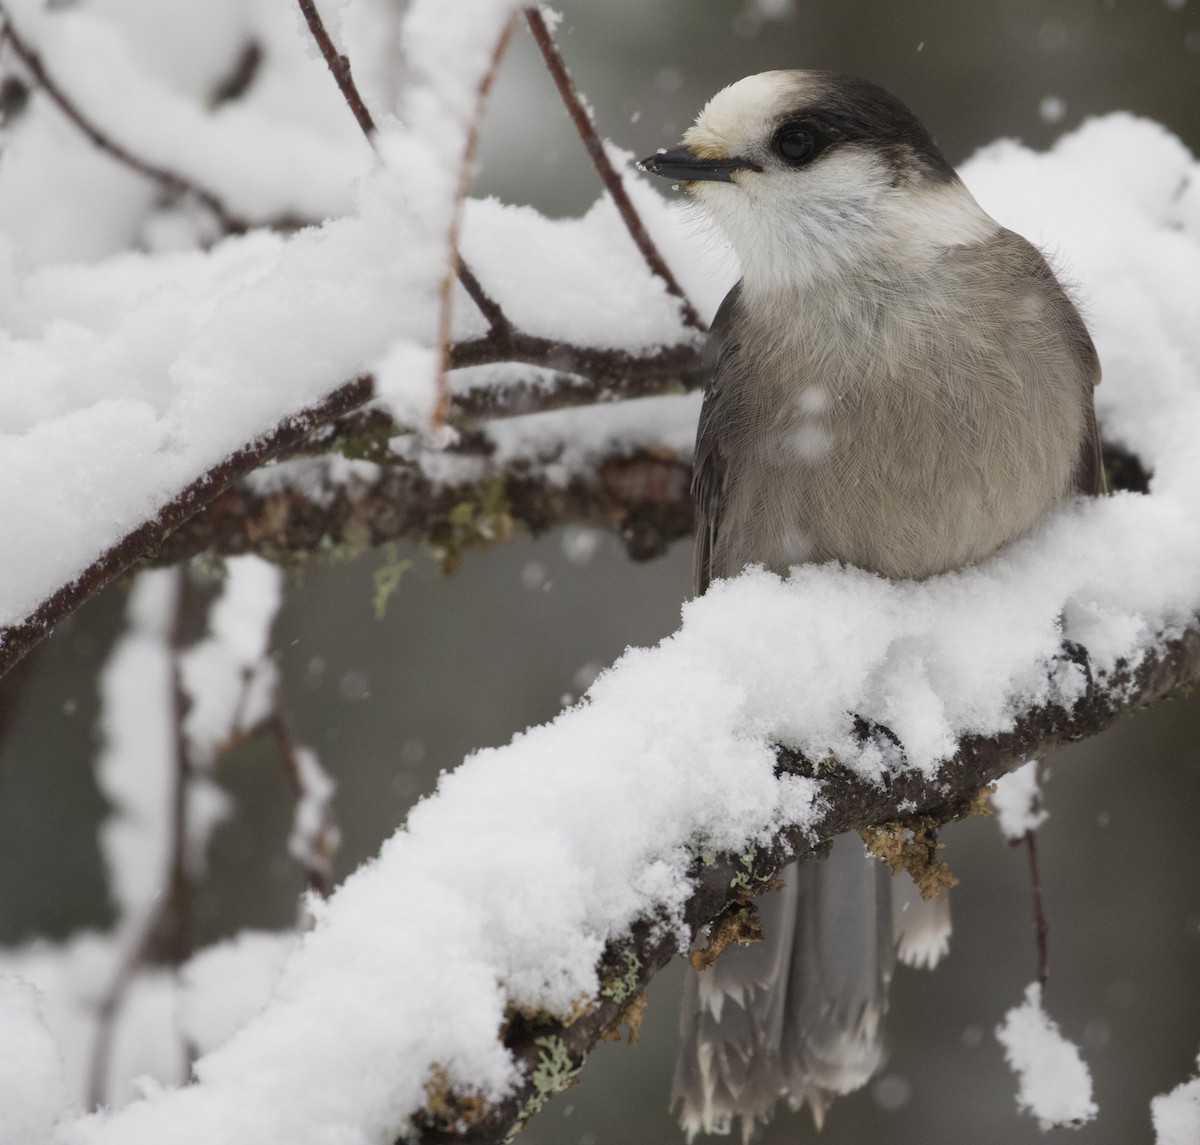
[0,2,1198,1141]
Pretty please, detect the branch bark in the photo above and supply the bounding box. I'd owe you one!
[410,621,1200,1143]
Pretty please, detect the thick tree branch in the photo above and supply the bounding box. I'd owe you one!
[0,15,250,233]
[151,447,694,569]
[523,6,705,332]
[411,622,1200,1143]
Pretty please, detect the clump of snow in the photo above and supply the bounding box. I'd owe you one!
[991,760,1049,841]
[0,974,71,1145]
[180,556,283,767]
[1153,1052,1200,1145]
[179,932,298,1057]
[996,983,1098,1130]
[287,747,340,883]
[95,569,183,922]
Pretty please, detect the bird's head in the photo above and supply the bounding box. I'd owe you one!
[640,71,995,292]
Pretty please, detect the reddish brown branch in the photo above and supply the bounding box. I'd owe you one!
[293,0,377,138]
[435,15,518,423]
[0,17,249,233]
[446,331,703,404]
[0,375,374,681]
[1025,830,1050,990]
[523,7,704,332]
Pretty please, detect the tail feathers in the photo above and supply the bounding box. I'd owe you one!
[674,837,894,1139]
[891,874,952,970]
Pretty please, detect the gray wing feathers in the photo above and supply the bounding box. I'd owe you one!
[692,282,743,597]
[673,837,893,1139]
[1006,232,1106,497]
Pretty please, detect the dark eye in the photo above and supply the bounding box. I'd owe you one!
[774,125,820,165]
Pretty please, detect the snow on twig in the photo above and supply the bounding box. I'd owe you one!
[1153,1052,1200,1145]
[992,760,1052,988]
[996,983,1098,1130]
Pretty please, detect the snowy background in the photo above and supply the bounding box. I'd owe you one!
[1,1,1200,1144]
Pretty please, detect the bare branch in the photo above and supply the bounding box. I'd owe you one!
[0,16,250,234]
[1025,830,1050,991]
[435,15,518,423]
[269,712,338,899]
[411,622,1200,1143]
[290,0,511,336]
[292,0,377,138]
[0,375,373,680]
[86,903,166,1110]
[523,6,704,332]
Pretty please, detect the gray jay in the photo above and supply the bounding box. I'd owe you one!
[640,70,1103,1138]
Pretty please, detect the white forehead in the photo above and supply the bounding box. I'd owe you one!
[684,71,813,157]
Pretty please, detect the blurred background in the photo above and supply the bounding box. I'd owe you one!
[2,0,1200,1142]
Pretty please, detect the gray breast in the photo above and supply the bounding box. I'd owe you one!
[697,228,1099,586]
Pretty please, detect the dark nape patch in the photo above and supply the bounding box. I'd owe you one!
[786,71,959,184]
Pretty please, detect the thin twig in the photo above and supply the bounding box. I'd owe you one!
[290,0,511,336]
[269,711,337,898]
[88,576,194,1109]
[292,0,376,138]
[447,330,702,413]
[0,17,249,233]
[1025,831,1050,990]
[456,259,513,338]
[0,375,374,681]
[435,14,519,424]
[167,609,196,969]
[523,7,704,332]
[86,902,168,1109]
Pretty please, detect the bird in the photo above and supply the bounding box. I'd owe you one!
[639,70,1103,1139]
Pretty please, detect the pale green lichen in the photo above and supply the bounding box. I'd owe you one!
[372,543,412,619]
[729,844,760,894]
[503,1036,582,1142]
[431,475,514,575]
[599,947,641,1005]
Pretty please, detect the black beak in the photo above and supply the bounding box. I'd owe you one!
[638,146,761,183]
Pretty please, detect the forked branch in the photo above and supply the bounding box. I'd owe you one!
[0,15,249,233]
